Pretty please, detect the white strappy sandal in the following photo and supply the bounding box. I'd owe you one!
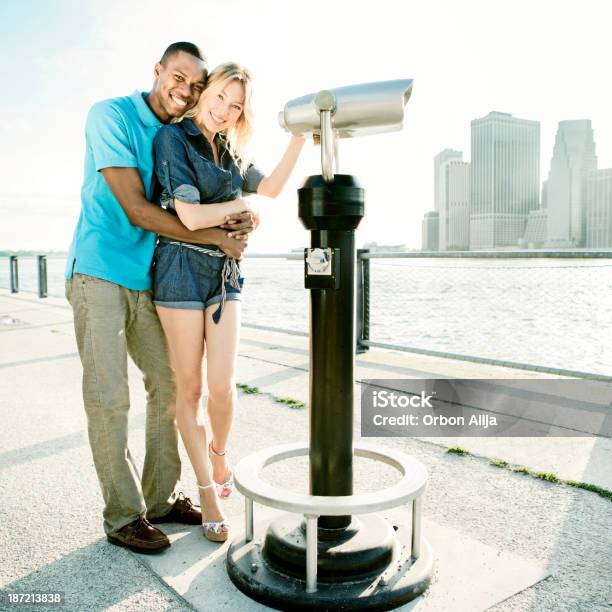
[208,441,235,499]
[198,483,230,542]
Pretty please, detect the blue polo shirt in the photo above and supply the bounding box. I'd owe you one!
[65,91,162,290]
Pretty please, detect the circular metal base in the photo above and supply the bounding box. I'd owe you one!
[227,514,434,611]
[263,514,396,582]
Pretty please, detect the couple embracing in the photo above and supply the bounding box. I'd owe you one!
[65,42,304,552]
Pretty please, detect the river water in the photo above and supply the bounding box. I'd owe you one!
[2,255,611,376]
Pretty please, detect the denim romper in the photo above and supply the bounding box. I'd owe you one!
[151,119,264,322]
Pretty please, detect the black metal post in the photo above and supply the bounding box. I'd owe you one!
[299,175,364,529]
[309,229,355,527]
[10,256,18,293]
[37,255,48,299]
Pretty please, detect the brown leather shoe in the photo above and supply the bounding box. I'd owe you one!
[148,493,202,525]
[107,516,170,554]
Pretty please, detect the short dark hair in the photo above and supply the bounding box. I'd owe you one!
[160,42,207,68]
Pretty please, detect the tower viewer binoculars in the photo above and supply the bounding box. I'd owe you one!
[278,79,413,181]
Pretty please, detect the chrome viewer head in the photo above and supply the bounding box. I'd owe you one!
[278,79,413,181]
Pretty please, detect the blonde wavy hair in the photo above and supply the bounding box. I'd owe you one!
[182,62,254,174]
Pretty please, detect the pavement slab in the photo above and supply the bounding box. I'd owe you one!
[1,289,611,611]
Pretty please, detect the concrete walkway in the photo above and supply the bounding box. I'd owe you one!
[1,289,610,611]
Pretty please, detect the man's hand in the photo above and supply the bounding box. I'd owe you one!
[217,230,248,260]
[189,227,248,259]
[219,210,259,237]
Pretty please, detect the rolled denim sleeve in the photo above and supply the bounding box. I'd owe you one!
[154,126,201,207]
[243,163,265,194]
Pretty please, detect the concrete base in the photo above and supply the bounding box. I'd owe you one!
[227,514,433,611]
[138,507,549,612]
[261,514,399,581]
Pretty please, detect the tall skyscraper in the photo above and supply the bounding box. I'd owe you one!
[421,211,439,251]
[545,120,597,247]
[470,112,540,249]
[585,169,612,247]
[439,160,470,250]
[434,149,463,212]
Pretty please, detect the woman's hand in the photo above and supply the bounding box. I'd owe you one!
[231,197,253,215]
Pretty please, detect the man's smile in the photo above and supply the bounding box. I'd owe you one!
[170,94,188,108]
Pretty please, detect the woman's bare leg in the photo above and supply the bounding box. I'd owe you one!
[204,301,241,486]
[155,306,226,528]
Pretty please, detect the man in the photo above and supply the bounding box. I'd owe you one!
[65,42,254,553]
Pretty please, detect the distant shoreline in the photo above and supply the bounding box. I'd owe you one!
[0,250,68,256]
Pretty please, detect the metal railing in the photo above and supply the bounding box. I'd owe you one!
[9,256,18,293]
[6,255,49,298]
[2,250,612,381]
[357,250,612,381]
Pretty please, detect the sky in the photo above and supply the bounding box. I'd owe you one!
[0,0,611,252]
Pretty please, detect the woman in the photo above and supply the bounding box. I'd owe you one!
[152,62,304,542]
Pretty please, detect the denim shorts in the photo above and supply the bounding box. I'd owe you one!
[152,241,243,311]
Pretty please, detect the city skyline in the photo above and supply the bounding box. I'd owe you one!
[424,108,612,251]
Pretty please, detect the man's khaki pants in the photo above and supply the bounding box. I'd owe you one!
[66,273,180,534]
